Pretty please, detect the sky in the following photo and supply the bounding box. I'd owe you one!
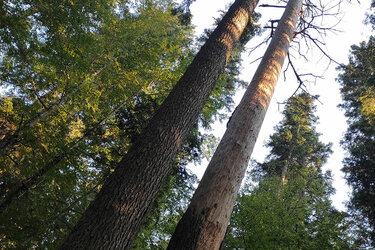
[187,0,373,211]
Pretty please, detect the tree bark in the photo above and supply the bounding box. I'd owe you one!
[277,147,293,196]
[60,0,258,249]
[168,0,302,249]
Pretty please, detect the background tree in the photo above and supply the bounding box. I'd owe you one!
[223,93,352,249]
[338,36,375,246]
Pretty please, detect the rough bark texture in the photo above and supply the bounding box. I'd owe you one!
[168,0,302,249]
[60,0,258,249]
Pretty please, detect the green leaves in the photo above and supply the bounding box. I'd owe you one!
[0,0,256,247]
[0,1,196,247]
[360,86,375,125]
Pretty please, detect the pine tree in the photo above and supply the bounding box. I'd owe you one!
[131,14,259,248]
[224,93,351,249]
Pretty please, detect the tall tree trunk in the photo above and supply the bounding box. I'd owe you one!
[168,0,302,249]
[60,0,258,249]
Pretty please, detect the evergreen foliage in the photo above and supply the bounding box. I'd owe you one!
[338,36,375,247]
[224,94,352,249]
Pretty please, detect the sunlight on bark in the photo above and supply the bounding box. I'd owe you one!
[218,7,249,62]
[282,176,288,185]
[113,202,136,215]
[171,126,182,148]
[251,28,294,110]
[252,56,283,109]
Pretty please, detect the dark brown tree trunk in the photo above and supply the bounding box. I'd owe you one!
[168,0,302,249]
[60,0,258,249]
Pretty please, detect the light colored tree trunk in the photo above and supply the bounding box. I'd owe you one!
[60,0,258,249]
[168,0,303,249]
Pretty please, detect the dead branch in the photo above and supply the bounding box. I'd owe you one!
[285,53,323,104]
[259,4,287,8]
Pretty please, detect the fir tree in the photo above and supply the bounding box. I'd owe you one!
[224,93,352,249]
[339,37,375,247]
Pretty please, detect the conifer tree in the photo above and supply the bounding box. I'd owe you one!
[339,37,375,246]
[0,1,258,247]
[223,93,351,249]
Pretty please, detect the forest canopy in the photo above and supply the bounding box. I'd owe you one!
[0,0,374,248]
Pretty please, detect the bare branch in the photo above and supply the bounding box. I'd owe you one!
[248,36,272,55]
[302,33,342,66]
[259,4,287,8]
[286,53,323,104]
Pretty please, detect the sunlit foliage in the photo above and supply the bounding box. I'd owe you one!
[339,36,375,247]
